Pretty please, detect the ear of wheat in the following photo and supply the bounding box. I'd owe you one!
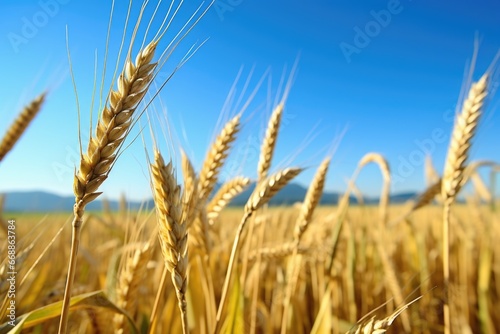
[198,114,241,202]
[442,74,489,203]
[206,176,251,224]
[258,103,283,182]
[0,93,45,162]
[150,149,189,334]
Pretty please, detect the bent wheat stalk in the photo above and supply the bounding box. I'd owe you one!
[441,73,488,334]
[0,93,45,162]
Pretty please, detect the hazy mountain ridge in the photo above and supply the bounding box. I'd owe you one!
[1,183,420,212]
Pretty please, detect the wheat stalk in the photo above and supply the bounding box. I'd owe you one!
[258,103,283,182]
[0,93,45,162]
[150,149,189,334]
[58,40,159,334]
[441,73,488,334]
[214,167,302,333]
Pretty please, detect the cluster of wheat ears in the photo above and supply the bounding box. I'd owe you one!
[1,2,499,334]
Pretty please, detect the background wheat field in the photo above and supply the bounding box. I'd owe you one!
[1,1,500,333]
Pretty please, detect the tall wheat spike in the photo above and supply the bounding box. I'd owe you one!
[150,149,189,334]
[0,93,45,162]
[441,73,488,334]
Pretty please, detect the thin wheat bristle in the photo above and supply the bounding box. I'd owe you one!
[198,114,241,202]
[0,93,45,162]
[245,167,303,214]
[207,176,251,224]
[150,149,189,334]
[294,157,330,243]
[258,103,283,182]
[442,74,489,202]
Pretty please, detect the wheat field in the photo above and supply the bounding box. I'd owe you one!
[1,1,499,333]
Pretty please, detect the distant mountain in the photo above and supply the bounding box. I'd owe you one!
[1,184,420,212]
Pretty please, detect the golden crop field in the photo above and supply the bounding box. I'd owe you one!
[1,200,499,333]
[1,1,499,334]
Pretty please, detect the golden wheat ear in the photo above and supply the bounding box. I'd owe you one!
[150,149,189,334]
[442,74,489,203]
[0,93,45,162]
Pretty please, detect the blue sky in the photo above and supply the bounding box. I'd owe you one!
[0,0,499,202]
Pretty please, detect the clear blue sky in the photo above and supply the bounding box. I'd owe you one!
[0,0,499,202]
